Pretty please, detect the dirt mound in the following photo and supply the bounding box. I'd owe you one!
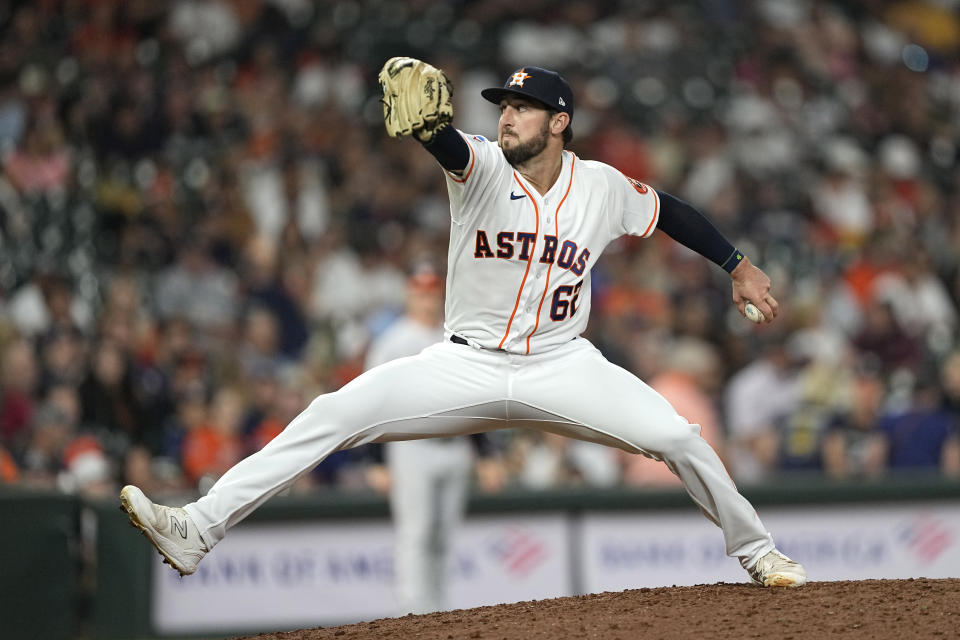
[239,578,958,640]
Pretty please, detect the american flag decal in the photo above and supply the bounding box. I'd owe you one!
[897,514,954,564]
[487,528,549,577]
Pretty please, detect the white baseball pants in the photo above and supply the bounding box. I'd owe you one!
[185,337,775,569]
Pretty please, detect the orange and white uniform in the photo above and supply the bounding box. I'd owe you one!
[183,135,776,575]
[444,134,659,354]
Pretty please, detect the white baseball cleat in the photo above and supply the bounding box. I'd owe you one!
[119,485,208,576]
[747,549,807,587]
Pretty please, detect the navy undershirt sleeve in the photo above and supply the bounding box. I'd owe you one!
[654,189,744,274]
[419,124,470,172]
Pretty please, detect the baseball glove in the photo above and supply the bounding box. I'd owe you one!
[378,56,453,143]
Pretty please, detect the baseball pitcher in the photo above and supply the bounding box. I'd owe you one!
[121,58,805,588]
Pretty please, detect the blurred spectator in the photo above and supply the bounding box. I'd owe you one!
[0,443,18,483]
[240,236,309,359]
[245,366,314,457]
[0,84,27,151]
[240,362,280,449]
[45,383,82,435]
[18,389,113,497]
[511,432,619,489]
[181,386,244,487]
[940,352,960,478]
[168,0,241,64]
[821,358,888,480]
[19,404,73,488]
[853,298,922,375]
[309,230,407,333]
[37,326,87,391]
[241,154,331,243]
[841,239,902,311]
[159,380,207,463]
[1,115,71,196]
[58,434,114,497]
[121,446,155,492]
[509,432,568,489]
[872,250,958,349]
[724,336,802,483]
[622,338,725,486]
[942,350,960,418]
[678,121,733,212]
[810,139,872,247]
[878,370,960,475]
[98,273,150,353]
[5,272,92,338]
[236,305,290,385]
[0,337,40,453]
[79,339,146,450]
[153,238,240,340]
[775,338,851,474]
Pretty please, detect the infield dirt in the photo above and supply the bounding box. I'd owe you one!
[237,577,958,639]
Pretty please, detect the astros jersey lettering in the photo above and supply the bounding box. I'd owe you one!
[444,133,660,354]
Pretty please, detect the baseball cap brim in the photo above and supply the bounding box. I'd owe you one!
[481,87,555,112]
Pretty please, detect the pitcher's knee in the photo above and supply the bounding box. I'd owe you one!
[655,420,704,461]
[304,390,367,428]
[288,392,371,448]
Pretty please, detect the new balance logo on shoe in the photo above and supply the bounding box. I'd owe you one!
[120,485,208,576]
[170,515,189,539]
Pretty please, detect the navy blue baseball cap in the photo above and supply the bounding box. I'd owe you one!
[481,66,574,118]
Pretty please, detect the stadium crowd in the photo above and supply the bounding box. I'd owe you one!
[0,0,959,500]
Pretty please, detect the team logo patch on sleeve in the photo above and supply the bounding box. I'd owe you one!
[626,176,649,194]
[473,135,487,142]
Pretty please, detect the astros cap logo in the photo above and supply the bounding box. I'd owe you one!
[509,69,532,87]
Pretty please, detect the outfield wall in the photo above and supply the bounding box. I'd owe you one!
[3,476,959,639]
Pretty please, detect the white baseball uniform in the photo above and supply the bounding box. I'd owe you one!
[364,317,473,615]
[184,131,776,571]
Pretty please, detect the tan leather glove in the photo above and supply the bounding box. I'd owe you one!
[378,56,454,142]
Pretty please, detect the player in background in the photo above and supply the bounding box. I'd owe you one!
[364,266,483,614]
[120,59,806,590]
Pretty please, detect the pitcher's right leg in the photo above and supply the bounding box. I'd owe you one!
[183,342,507,550]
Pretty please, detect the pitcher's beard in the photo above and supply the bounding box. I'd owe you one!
[500,122,550,167]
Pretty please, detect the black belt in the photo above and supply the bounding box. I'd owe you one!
[450,334,468,345]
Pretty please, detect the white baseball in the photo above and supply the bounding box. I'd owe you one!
[744,302,765,323]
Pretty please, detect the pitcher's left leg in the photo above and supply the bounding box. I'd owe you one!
[514,339,773,569]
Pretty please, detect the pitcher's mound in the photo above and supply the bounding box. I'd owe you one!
[239,578,959,639]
